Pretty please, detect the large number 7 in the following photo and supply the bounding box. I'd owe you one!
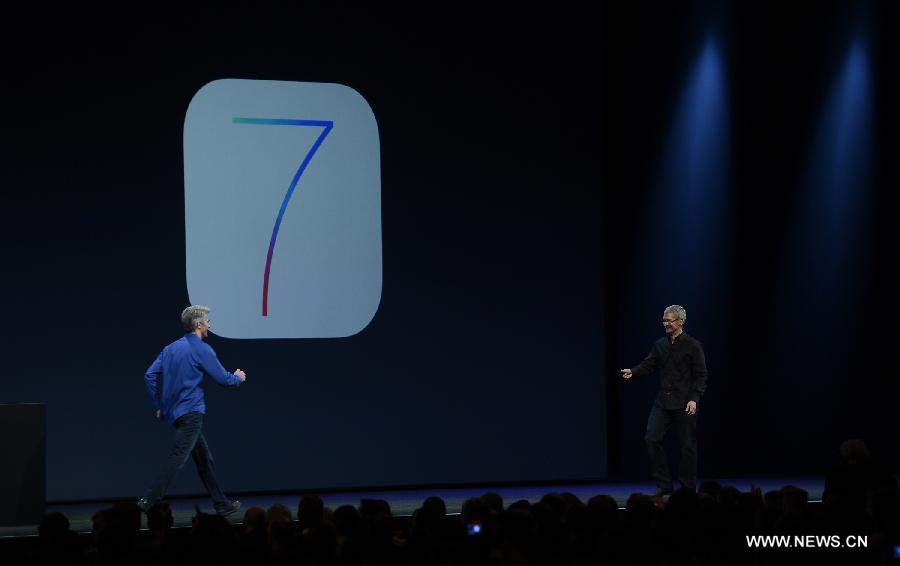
[232,117,334,316]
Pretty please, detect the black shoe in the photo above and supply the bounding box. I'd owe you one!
[216,500,241,517]
[137,498,153,513]
[653,488,674,498]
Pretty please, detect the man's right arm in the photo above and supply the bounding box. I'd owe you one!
[144,353,163,413]
[630,344,659,378]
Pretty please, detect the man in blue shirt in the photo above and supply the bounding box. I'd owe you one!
[138,305,247,516]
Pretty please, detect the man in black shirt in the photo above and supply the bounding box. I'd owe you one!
[621,305,708,497]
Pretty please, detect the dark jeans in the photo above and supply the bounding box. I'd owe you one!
[645,403,697,491]
[144,412,229,511]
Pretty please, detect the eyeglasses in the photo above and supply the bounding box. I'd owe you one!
[661,319,680,325]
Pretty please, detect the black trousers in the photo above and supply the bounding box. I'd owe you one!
[644,402,697,490]
[143,412,229,511]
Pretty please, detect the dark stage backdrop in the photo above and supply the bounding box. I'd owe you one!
[601,1,899,482]
[0,9,607,500]
[3,2,897,503]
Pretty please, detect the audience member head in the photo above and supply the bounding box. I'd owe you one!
[461,496,489,527]
[359,498,392,520]
[839,438,871,464]
[242,506,266,535]
[38,512,70,540]
[539,493,567,521]
[781,485,809,513]
[414,496,447,532]
[268,517,295,552]
[498,507,537,547]
[190,507,238,559]
[359,499,393,545]
[764,490,783,508]
[481,492,503,514]
[92,503,141,558]
[147,502,173,533]
[587,494,619,532]
[697,480,722,499]
[111,501,142,535]
[265,503,292,525]
[559,492,583,510]
[300,520,338,563]
[624,493,656,531]
[333,504,360,539]
[37,511,80,558]
[508,499,532,512]
[665,487,700,522]
[298,494,325,528]
[718,485,741,507]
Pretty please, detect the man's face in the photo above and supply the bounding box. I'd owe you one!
[198,315,211,338]
[661,312,683,335]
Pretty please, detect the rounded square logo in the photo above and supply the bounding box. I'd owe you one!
[184,79,382,338]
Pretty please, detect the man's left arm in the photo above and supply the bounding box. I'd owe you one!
[197,344,242,387]
[689,340,708,404]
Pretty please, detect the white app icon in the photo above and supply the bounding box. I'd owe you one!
[184,79,382,338]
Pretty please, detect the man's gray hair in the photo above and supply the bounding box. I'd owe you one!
[182,305,210,331]
[664,305,687,322]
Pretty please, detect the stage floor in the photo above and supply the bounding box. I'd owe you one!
[0,477,824,539]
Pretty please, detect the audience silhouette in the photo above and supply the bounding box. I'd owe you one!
[6,439,898,565]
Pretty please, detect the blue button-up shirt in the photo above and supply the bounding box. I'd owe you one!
[144,333,241,424]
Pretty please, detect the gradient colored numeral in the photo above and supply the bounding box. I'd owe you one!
[231,117,334,316]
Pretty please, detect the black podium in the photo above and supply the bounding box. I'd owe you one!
[0,403,46,526]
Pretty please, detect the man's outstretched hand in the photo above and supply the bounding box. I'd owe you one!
[685,401,697,415]
[620,369,633,379]
[235,369,247,383]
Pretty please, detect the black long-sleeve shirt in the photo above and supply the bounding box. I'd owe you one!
[631,332,708,410]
